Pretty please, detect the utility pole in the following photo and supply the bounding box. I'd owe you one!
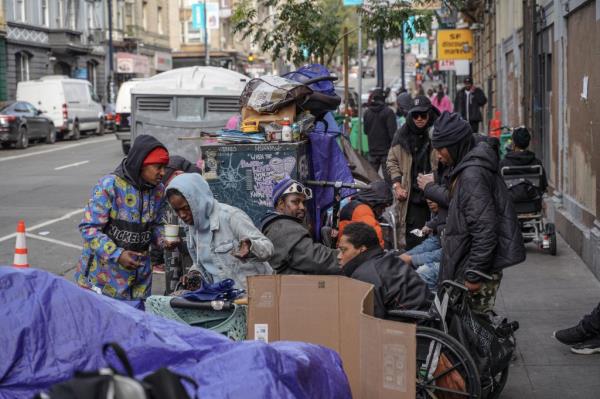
[400,23,405,90]
[343,27,350,132]
[107,0,114,103]
[204,0,209,66]
[376,36,384,88]
[357,13,363,154]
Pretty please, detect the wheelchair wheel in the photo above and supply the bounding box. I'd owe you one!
[416,326,481,399]
[546,223,557,256]
[483,366,509,399]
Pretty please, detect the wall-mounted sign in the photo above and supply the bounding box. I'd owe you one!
[437,29,473,60]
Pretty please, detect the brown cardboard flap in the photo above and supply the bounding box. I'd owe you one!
[360,315,416,399]
[247,275,416,399]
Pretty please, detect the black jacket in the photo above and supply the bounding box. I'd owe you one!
[363,102,397,156]
[342,248,431,318]
[454,87,487,123]
[440,141,525,283]
[500,150,548,193]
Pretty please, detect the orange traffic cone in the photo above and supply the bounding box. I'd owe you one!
[13,220,29,268]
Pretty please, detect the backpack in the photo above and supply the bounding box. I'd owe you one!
[35,343,197,399]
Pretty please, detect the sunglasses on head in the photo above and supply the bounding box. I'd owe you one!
[412,111,429,120]
[283,182,313,200]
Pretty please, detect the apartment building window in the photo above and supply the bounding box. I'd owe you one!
[157,6,163,35]
[142,1,148,30]
[15,52,31,83]
[86,1,96,30]
[57,0,65,28]
[67,0,77,30]
[14,0,26,22]
[41,0,49,26]
[125,2,134,28]
[116,2,124,30]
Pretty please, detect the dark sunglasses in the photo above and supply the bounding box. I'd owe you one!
[412,112,429,120]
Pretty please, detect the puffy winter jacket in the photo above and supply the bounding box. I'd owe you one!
[440,141,525,283]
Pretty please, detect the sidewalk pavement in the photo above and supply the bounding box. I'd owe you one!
[498,234,600,398]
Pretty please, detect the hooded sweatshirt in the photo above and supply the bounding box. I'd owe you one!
[167,173,273,290]
[500,150,548,193]
[75,134,167,300]
[364,100,398,156]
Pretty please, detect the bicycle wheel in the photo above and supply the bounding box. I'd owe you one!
[483,366,509,399]
[416,326,481,399]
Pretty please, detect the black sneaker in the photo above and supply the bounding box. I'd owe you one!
[553,324,592,345]
[571,336,600,355]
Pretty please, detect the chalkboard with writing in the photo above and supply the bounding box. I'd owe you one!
[200,142,310,225]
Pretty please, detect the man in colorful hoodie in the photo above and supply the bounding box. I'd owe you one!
[75,135,170,300]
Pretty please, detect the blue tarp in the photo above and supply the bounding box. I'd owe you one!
[0,268,351,399]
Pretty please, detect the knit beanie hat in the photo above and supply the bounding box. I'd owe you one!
[512,127,531,149]
[142,147,169,165]
[431,112,473,149]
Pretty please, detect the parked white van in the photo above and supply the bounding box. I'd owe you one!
[114,79,145,154]
[16,76,104,140]
[129,67,248,158]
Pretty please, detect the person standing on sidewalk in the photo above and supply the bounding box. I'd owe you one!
[364,88,397,183]
[431,112,525,313]
[431,84,453,114]
[554,303,600,354]
[75,135,171,300]
[386,95,439,249]
[454,77,487,133]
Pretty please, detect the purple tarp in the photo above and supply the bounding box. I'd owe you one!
[0,268,351,399]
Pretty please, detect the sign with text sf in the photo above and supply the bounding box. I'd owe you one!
[437,29,473,60]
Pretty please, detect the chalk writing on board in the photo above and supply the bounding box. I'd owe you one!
[220,154,245,190]
[239,156,296,207]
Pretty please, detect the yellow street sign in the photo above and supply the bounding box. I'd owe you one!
[437,29,473,60]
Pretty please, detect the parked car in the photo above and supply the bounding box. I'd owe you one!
[362,66,376,78]
[103,103,116,132]
[0,101,56,149]
[16,76,104,140]
[334,86,360,117]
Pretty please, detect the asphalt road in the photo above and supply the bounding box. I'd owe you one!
[0,134,123,277]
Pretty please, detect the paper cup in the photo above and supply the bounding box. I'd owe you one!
[164,224,180,242]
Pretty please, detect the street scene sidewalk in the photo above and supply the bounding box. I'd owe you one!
[499,236,600,398]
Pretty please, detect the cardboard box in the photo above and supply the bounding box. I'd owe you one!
[247,275,416,399]
[241,103,296,124]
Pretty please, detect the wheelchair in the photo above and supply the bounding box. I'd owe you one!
[387,270,519,399]
[500,165,557,255]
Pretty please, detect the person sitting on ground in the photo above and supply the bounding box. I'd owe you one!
[75,135,172,300]
[499,126,548,195]
[260,177,339,275]
[399,200,443,291]
[554,302,600,355]
[337,222,431,318]
[166,173,273,291]
[337,180,393,249]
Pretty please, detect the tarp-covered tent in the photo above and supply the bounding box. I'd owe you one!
[0,268,351,399]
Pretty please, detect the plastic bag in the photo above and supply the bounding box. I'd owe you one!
[240,76,312,114]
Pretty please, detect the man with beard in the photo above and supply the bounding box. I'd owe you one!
[387,95,440,249]
[431,112,525,313]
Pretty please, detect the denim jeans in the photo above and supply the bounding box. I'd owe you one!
[416,262,440,292]
[406,235,442,291]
